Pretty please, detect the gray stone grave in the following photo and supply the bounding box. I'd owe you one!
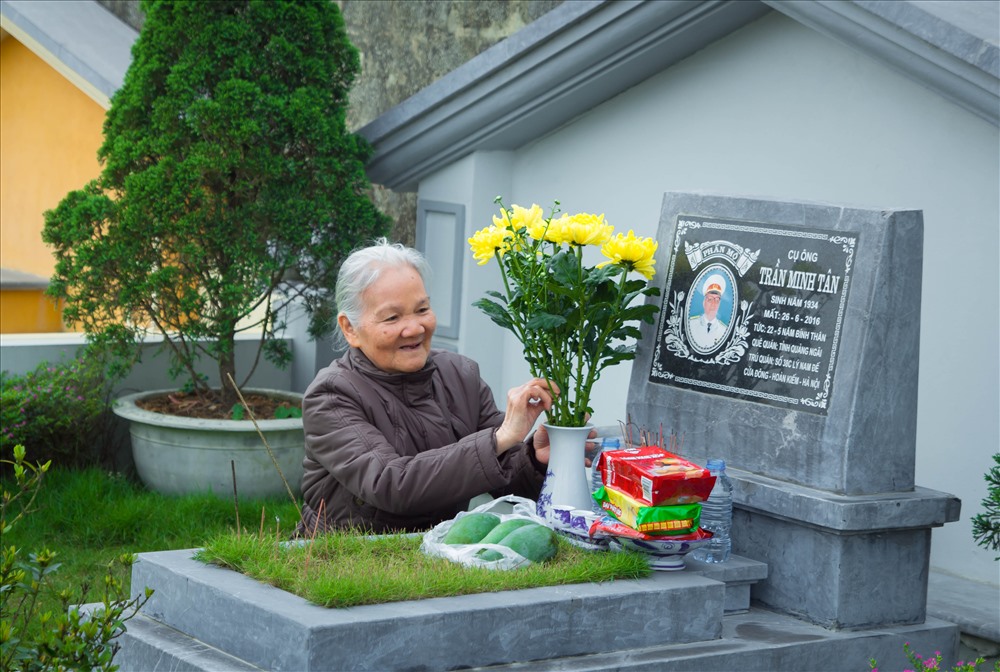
[628,191,961,629]
[112,192,966,670]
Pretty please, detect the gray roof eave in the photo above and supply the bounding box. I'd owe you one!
[358,0,773,192]
[0,268,49,289]
[0,0,137,109]
[359,0,1000,193]
[764,0,999,126]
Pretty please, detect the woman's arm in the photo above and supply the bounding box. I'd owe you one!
[303,372,514,516]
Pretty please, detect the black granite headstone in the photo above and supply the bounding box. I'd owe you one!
[649,216,857,415]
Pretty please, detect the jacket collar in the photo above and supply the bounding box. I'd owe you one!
[346,347,439,403]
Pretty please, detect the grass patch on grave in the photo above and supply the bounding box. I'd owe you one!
[195,531,651,608]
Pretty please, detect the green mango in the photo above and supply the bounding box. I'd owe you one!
[503,523,558,563]
[442,512,501,544]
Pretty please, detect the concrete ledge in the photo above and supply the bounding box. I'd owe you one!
[683,554,769,614]
[927,570,1000,645]
[731,468,961,532]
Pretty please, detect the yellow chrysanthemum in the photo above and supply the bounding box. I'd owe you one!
[514,203,545,233]
[564,212,614,247]
[598,229,658,279]
[492,209,512,230]
[468,225,511,265]
[493,203,545,233]
[541,214,572,245]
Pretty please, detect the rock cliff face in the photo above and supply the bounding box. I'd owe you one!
[95,0,563,243]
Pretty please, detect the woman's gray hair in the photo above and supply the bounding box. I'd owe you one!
[335,237,431,333]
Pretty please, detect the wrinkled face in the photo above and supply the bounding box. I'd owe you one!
[703,292,721,321]
[339,265,437,374]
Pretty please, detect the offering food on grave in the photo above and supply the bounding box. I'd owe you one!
[478,518,537,545]
[597,445,716,506]
[476,522,558,563]
[593,484,701,536]
[590,516,713,542]
[442,512,501,544]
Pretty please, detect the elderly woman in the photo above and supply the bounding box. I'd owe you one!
[297,238,561,535]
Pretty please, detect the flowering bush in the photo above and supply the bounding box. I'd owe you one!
[468,198,660,427]
[869,641,999,672]
[1,349,115,468]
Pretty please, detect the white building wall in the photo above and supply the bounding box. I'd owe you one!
[423,11,999,586]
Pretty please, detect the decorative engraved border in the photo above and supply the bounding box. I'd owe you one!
[650,215,858,412]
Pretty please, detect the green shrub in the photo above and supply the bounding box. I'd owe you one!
[0,445,151,671]
[1,349,116,469]
[972,453,1000,560]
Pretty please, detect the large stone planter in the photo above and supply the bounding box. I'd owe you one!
[113,389,304,500]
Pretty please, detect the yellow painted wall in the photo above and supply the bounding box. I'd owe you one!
[0,35,106,332]
[0,289,64,333]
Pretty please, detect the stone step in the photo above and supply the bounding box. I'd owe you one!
[464,609,961,671]
[114,612,263,672]
[682,553,767,614]
[113,603,960,672]
[127,548,728,671]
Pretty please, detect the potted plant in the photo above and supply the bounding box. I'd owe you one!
[42,0,389,497]
[468,198,660,516]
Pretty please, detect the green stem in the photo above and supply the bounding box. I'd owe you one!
[573,245,588,425]
[577,266,631,418]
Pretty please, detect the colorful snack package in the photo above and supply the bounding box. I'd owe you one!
[589,516,712,542]
[599,445,715,506]
[593,484,701,535]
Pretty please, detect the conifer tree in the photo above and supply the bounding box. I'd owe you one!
[44,0,389,407]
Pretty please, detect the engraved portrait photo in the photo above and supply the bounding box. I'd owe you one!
[685,264,736,354]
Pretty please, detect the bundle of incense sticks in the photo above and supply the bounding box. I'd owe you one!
[618,414,684,454]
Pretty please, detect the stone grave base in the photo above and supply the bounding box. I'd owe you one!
[109,549,958,671]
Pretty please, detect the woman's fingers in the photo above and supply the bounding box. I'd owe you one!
[523,379,559,408]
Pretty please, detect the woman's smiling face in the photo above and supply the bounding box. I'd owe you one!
[338,264,437,374]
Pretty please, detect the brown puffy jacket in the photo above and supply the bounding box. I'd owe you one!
[298,348,545,534]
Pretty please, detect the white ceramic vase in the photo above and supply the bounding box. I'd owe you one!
[536,423,594,522]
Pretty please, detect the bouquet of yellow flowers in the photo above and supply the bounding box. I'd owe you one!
[469,197,660,427]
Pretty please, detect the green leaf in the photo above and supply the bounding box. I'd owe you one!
[526,312,568,331]
[274,405,302,419]
[483,290,508,304]
[472,298,515,330]
[230,404,246,421]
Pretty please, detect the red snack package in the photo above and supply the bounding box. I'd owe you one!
[598,445,715,506]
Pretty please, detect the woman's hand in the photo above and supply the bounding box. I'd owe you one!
[528,417,599,466]
[494,379,559,455]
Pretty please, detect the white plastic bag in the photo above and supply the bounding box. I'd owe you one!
[420,495,548,570]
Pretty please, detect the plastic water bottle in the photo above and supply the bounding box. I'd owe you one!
[591,437,619,515]
[691,459,733,563]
